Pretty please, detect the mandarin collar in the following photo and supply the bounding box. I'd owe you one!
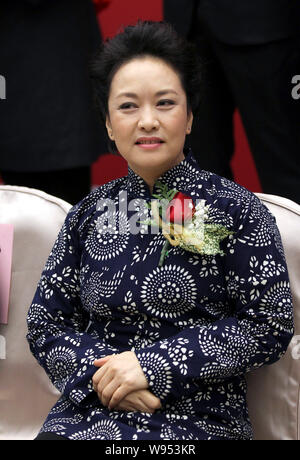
[125,148,201,200]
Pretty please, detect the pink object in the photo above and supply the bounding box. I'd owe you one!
[0,224,14,324]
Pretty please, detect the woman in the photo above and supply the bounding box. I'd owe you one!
[27,21,294,440]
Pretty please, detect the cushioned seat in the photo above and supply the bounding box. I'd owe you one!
[0,186,71,440]
[0,186,299,440]
[246,193,300,440]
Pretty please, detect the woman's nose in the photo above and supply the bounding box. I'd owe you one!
[137,107,159,131]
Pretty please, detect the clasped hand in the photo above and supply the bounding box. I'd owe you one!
[92,351,161,413]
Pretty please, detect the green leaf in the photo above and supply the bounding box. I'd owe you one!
[154,181,178,201]
[168,189,178,200]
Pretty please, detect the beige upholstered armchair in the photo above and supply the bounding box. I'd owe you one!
[0,186,71,440]
[0,186,299,440]
[246,194,300,440]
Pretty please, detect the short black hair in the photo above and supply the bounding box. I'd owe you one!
[90,20,203,154]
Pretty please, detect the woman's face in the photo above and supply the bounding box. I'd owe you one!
[106,57,193,187]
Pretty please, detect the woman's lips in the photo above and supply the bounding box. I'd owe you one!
[136,142,164,150]
[135,138,165,150]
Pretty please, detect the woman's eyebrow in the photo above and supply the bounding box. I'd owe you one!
[116,89,178,98]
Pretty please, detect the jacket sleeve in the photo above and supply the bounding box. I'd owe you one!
[26,206,118,408]
[135,194,294,405]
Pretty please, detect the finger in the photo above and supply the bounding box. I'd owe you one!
[94,356,112,367]
[140,391,162,410]
[136,397,155,413]
[113,390,157,413]
[94,368,112,395]
[117,398,153,413]
[108,385,133,410]
[115,402,136,412]
[98,378,121,408]
[92,363,110,388]
[117,392,148,413]
[115,395,143,412]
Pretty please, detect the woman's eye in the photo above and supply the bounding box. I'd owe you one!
[119,102,137,110]
[157,99,175,107]
[118,100,175,110]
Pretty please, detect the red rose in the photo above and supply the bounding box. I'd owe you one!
[165,192,195,224]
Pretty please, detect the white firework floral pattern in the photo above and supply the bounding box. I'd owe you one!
[85,210,129,261]
[135,351,173,399]
[44,223,67,271]
[140,264,198,319]
[46,346,78,392]
[258,281,294,332]
[26,149,293,440]
[69,420,122,440]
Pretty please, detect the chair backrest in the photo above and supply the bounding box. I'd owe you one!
[0,186,71,440]
[246,193,300,440]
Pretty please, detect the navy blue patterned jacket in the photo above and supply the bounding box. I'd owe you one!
[27,150,294,440]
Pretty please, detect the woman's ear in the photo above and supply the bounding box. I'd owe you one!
[186,111,193,134]
[105,116,114,140]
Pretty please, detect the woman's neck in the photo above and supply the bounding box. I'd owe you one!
[128,151,185,195]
